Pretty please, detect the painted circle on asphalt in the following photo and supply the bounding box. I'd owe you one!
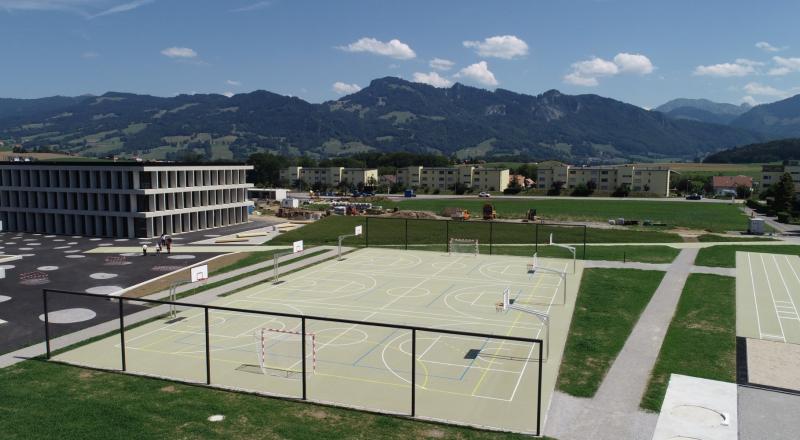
[37,266,59,271]
[85,285,123,295]
[0,265,14,270]
[168,255,196,260]
[66,255,86,259]
[90,273,118,280]
[64,249,81,254]
[0,295,11,303]
[39,308,96,324]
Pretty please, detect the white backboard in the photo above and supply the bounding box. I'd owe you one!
[293,240,304,253]
[355,225,363,236]
[191,265,209,282]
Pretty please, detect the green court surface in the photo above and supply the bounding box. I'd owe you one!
[54,248,581,435]
[736,252,800,344]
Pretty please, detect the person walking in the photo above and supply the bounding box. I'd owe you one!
[166,235,173,254]
[141,243,148,256]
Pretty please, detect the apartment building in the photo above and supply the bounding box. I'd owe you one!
[762,162,800,191]
[0,162,254,238]
[536,161,672,197]
[280,166,378,188]
[395,166,422,188]
[472,168,510,192]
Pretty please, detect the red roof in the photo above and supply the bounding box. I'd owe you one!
[712,175,752,189]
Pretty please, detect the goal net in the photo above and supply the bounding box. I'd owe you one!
[449,238,479,256]
[254,328,316,377]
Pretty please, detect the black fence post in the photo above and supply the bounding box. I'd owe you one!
[405,219,408,251]
[583,225,587,259]
[446,220,450,252]
[204,307,211,385]
[118,299,126,372]
[365,217,369,248]
[301,316,307,400]
[411,328,416,417]
[43,290,50,359]
[489,222,493,255]
[535,223,539,253]
[536,341,543,436]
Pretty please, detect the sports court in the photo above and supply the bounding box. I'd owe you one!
[54,247,582,434]
[736,251,800,344]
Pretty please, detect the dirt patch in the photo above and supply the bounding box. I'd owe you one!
[301,409,340,421]
[419,428,446,438]
[160,385,178,393]
[78,370,95,379]
[383,210,445,220]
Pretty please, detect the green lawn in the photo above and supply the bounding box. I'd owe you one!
[492,245,680,264]
[695,245,800,268]
[0,361,543,440]
[271,216,683,251]
[696,234,777,242]
[393,199,748,232]
[556,269,665,397]
[640,274,736,412]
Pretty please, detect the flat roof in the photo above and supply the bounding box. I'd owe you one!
[1,161,249,167]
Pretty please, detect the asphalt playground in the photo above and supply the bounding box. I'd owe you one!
[55,247,582,435]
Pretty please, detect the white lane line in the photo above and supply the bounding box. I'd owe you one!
[760,254,786,342]
[747,253,764,339]
[417,335,442,361]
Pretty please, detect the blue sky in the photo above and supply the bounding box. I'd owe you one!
[1,0,799,108]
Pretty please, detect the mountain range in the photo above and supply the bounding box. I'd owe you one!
[1,77,797,162]
[654,98,751,125]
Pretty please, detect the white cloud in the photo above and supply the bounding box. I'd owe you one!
[412,72,452,88]
[693,58,761,77]
[741,95,759,106]
[429,58,454,71]
[613,53,654,74]
[338,37,416,60]
[222,91,235,98]
[756,41,781,52]
[743,82,786,97]
[563,72,599,87]
[226,79,242,86]
[231,1,270,12]
[572,57,619,77]
[462,35,528,59]
[454,61,498,86]
[161,47,197,58]
[332,81,361,95]
[769,56,800,76]
[88,0,152,18]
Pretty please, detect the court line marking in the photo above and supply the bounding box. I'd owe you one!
[759,254,786,342]
[746,253,764,340]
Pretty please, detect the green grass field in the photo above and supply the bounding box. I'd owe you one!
[640,274,736,412]
[492,245,680,264]
[0,361,543,440]
[271,216,683,249]
[556,268,665,397]
[392,199,748,232]
[696,234,777,242]
[695,245,800,268]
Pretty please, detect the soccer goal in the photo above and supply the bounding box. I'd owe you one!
[449,238,479,256]
[254,328,317,377]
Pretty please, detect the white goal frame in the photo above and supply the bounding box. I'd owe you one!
[449,238,479,256]
[255,328,316,375]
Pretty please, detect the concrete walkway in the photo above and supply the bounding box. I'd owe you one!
[545,248,699,440]
[0,246,343,369]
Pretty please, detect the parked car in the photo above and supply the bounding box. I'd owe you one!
[478,192,491,198]
[685,193,703,200]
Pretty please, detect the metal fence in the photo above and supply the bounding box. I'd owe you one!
[363,216,588,258]
[43,288,545,435]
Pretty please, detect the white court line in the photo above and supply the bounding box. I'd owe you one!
[417,335,442,361]
[759,254,786,342]
[747,253,764,340]
[771,255,800,321]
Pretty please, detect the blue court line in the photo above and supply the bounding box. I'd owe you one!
[352,329,399,366]
[457,337,491,381]
[425,284,456,306]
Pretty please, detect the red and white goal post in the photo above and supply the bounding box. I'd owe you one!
[255,328,317,376]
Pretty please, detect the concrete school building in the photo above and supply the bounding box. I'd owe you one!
[536,161,673,197]
[0,162,254,238]
[279,166,378,188]
[395,165,510,192]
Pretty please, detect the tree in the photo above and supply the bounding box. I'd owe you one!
[247,152,290,187]
[586,180,597,192]
[736,185,752,199]
[548,181,565,196]
[773,172,795,214]
[612,184,630,197]
[571,183,592,197]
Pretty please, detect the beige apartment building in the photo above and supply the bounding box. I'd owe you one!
[396,166,422,188]
[280,166,378,188]
[762,162,800,191]
[396,165,508,192]
[537,161,672,197]
[472,168,510,192]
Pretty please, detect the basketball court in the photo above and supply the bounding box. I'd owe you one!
[54,246,582,434]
